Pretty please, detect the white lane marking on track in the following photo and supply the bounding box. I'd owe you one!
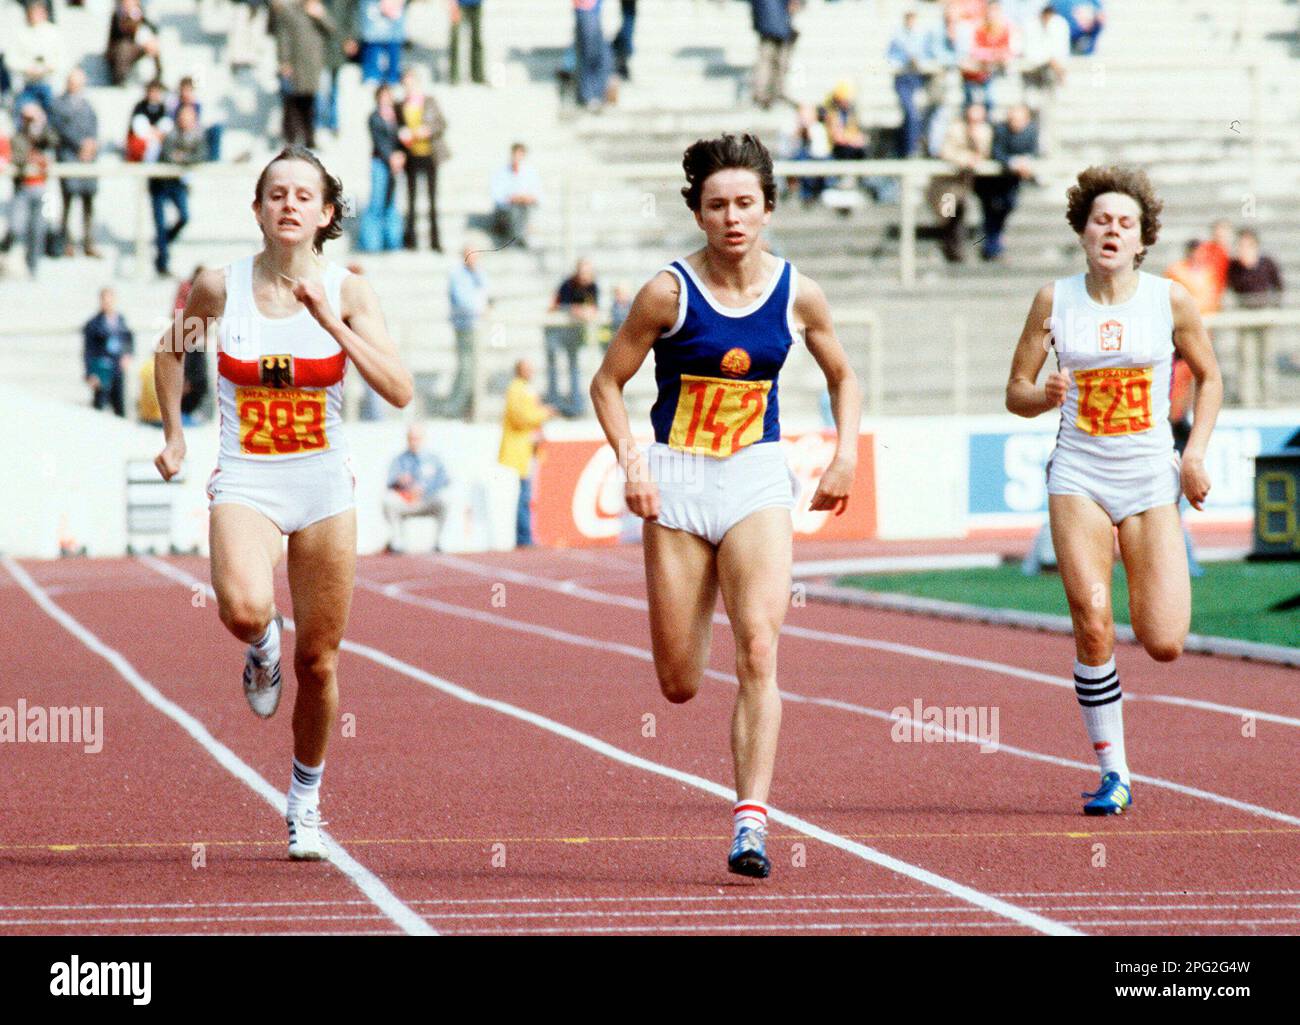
[428,555,1300,728]
[142,559,1082,937]
[2,556,437,938]
[360,577,1300,829]
[444,919,1300,935]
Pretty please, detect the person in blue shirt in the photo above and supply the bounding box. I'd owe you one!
[1051,0,1104,55]
[384,422,450,553]
[887,8,938,157]
[489,142,543,248]
[434,244,489,418]
[83,287,134,417]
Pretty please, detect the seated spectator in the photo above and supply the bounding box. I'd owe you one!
[150,104,208,277]
[973,102,1038,261]
[383,423,450,553]
[8,102,56,279]
[545,257,599,416]
[490,142,543,249]
[963,0,1015,109]
[357,0,406,85]
[1165,240,1218,317]
[49,68,101,258]
[10,0,65,113]
[820,81,868,160]
[107,0,163,87]
[1228,229,1283,309]
[778,103,830,204]
[1051,0,1104,55]
[1018,3,1070,154]
[168,76,223,161]
[84,287,134,417]
[126,79,171,163]
[888,8,941,158]
[357,83,404,252]
[927,101,993,263]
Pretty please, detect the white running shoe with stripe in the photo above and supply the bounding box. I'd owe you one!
[242,610,284,719]
[287,804,328,862]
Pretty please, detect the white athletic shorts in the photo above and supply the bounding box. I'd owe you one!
[207,448,356,535]
[647,440,799,546]
[1046,446,1181,525]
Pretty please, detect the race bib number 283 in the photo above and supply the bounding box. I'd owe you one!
[668,374,771,457]
[1074,367,1153,437]
[237,386,328,455]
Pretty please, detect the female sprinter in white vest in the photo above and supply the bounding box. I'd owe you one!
[153,146,413,860]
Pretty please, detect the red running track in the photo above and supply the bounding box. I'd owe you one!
[1,544,1297,936]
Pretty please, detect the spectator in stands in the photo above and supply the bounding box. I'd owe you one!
[435,243,489,419]
[150,104,208,277]
[357,83,404,251]
[383,423,450,553]
[83,287,133,417]
[963,0,1015,109]
[973,102,1038,261]
[610,1,637,81]
[928,100,992,263]
[0,113,12,268]
[448,0,486,85]
[750,0,799,110]
[107,0,163,87]
[1019,3,1069,155]
[228,0,269,70]
[1193,219,1233,311]
[397,66,448,252]
[1164,240,1218,317]
[10,0,64,114]
[318,0,356,133]
[8,102,56,278]
[888,9,941,158]
[499,358,556,548]
[169,76,223,161]
[138,354,163,426]
[605,280,631,350]
[573,0,613,111]
[490,142,542,248]
[275,0,336,149]
[1228,228,1284,309]
[1051,0,1103,55]
[126,79,171,164]
[778,102,830,204]
[821,81,868,160]
[947,0,988,28]
[173,266,211,422]
[546,258,598,416]
[921,6,966,157]
[358,0,406,84]
[49,69,101,259]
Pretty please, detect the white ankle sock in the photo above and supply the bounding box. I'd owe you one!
[733,800,768,838]
[250,616,280,666]
[1074,657,1129,784]
[287,756,324,815]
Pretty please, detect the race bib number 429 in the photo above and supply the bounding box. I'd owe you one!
[1074,367,1153,437]
[237,386,328,455]
[668,374,771,457]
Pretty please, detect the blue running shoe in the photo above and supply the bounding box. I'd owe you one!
[1082,772,1133,816]
[727,826,771,878]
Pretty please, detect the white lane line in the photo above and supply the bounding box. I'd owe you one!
[142,558,1081,937]
[444,918,1300,935]
[359,576,1300,828]
[2,556,436,938]
[426,555,1300,729]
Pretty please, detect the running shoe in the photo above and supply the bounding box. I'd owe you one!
[1082,772,1133,816]
[242,610,284,719]
[287,804,328,862]
[727,826,771,878]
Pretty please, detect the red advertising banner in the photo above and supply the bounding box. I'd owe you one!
[533,432,876,548]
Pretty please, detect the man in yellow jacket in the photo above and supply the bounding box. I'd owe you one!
[499,358,555,546]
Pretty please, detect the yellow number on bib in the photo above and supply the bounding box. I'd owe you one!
[237,386,329,456]
[1074,367,1154,437]
[668,375,771,457]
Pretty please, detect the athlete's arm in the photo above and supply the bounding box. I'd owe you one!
[796,274,859,515]
[154,268,224,481]
[589,270,679,520]
[1169,280,1222,510]
[1006,283,1066,417]
[308,273,413,409]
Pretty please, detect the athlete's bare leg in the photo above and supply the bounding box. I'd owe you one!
[210,503,283,644]
[1118,503,1189,662]
[1049,494,1117,665]
[643,520,718,704]
[285,509,356,767]
[716,506,792,806]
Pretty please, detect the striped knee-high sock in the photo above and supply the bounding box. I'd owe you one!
[1074,657,1129,784]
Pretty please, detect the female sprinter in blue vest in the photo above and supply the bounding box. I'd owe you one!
[1006,165,1222,815]
[590,134,861,877]
[153,146,414,860]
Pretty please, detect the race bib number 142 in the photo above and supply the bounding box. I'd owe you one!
[668,374,771,457]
